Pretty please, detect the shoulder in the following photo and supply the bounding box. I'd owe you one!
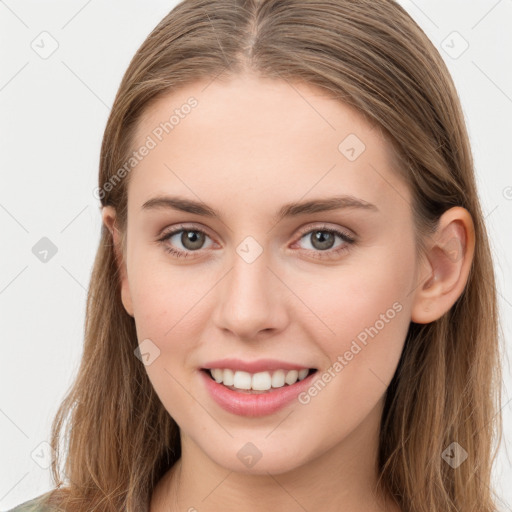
[6,492,59,512]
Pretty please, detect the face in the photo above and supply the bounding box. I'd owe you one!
[109,73,421,475]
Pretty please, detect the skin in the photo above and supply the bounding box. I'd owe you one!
[102,72,475,512]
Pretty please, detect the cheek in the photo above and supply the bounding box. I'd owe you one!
[130,276,205,349]
[293,256,412,429]
[126,239,202,335]
[127,260,205,420]
[301,241,414,374]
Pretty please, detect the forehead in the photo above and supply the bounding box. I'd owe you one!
[128,73,410,220]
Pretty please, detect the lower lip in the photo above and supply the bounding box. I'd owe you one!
[199,369,317,417]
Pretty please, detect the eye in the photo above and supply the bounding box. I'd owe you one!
[292,224,356,260]
[157,224,214,258]
[157,223,356,260]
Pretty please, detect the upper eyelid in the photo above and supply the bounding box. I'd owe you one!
[159,223,217,243]
[294,223,354,239]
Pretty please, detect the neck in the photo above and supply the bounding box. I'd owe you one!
[150,398,400,512]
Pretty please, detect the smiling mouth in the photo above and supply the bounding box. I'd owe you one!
[201,368,318,394]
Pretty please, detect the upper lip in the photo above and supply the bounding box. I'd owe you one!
[201,358,316,373]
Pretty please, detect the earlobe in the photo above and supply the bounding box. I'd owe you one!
[411,207,475,324]
[101,206,134,317]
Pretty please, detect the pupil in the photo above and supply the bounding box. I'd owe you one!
[313,231,334,250]
[182,230,204,250]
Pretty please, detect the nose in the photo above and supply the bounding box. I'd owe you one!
[212,246,289,341]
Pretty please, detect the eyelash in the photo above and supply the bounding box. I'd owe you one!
[156,223,356,260]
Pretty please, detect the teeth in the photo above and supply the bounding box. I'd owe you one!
[208,368,312,391]
[298,368,309,380]
[223,368,234,386]
[211,368,223,383]
[233,371,252,390]
[285,370,299,385]
[271,369,285,388]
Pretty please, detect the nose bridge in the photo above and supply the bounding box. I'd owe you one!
[213,236,287,338]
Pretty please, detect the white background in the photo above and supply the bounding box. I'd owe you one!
[0,0,511,510]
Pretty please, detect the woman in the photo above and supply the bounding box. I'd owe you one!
[9,0,504,511]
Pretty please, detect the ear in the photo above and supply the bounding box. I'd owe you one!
[411,206,475,324]
[101,206,134,317]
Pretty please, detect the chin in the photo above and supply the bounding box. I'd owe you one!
[204,440,313,476]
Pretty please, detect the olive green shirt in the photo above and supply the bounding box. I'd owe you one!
[6,492,56,512]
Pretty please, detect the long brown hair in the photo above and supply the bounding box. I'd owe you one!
[42,1,504,510]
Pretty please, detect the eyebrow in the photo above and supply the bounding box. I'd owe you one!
[141,194,379,222]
